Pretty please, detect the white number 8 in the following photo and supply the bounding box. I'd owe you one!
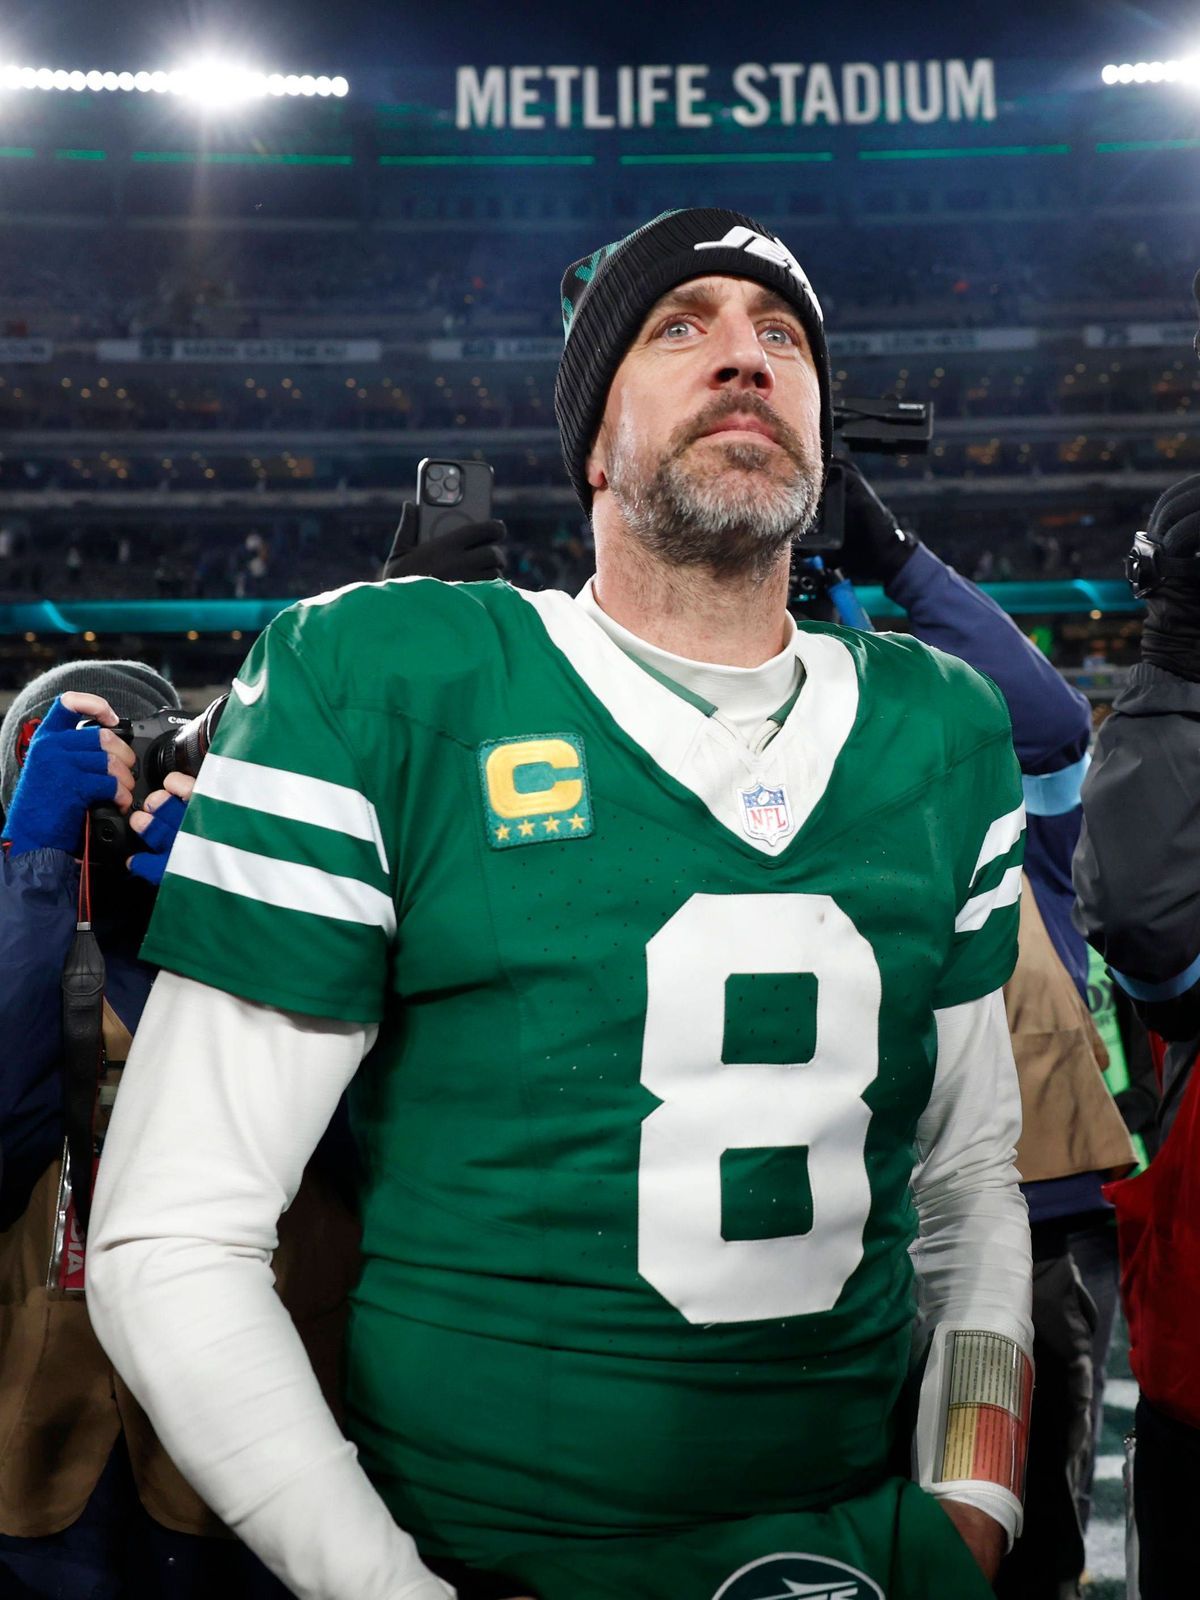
[638,893,880,1325]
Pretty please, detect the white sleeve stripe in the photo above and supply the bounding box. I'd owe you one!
[955,863,1023,935]
[969,804,1026,888]
[195,752,389,875]
[164,833,397,936]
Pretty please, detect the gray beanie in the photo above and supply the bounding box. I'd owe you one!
[0,658,179,811]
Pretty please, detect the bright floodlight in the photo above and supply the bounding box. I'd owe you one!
[176,62,270,105]
[1103,55,1200,86]
[0,60,349,98]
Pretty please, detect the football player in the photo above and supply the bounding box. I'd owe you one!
[87,209,1033,1600]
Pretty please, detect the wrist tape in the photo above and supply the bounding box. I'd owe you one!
[913,1322,1033,1532]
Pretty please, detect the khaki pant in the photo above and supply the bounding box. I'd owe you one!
[0,1158,360,1537]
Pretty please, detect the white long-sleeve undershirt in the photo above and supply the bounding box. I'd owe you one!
[913,991,1033,1544]
[575,576,802,747]
[86,971,1030,1596]
[86,973,452,1600]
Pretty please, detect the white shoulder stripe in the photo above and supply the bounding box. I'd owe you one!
[294,580,379,609]
[969,804,1026,887]
[955,863,1023,935]
[195,752,389,875]
[165,833,397,936]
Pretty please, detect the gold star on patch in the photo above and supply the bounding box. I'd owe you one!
[569,814,586,832]
[495,824,510,841]
[518,819,536,837]
[543,816,561,834]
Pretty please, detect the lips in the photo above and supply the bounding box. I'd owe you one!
[698,414,778,445]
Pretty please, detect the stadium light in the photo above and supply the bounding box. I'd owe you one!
[1101,57,1200,86]
[0,61,349,98]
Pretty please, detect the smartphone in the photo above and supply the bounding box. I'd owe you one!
[415,458,494,544]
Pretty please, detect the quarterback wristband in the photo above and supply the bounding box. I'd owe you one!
[913,1321,1033,1537]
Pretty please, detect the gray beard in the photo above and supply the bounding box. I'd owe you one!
[607,432,823,583]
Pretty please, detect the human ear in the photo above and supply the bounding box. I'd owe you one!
[586,436,608,491]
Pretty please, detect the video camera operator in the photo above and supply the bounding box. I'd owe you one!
[1073,466,1200,1599]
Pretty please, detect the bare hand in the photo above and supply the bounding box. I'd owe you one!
[60,691,137,814]
[938,1499,1006,1582]
[129,770,196,837]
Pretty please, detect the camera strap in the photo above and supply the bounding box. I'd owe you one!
[60,920,106,1239]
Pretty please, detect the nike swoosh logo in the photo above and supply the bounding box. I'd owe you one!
[231,674,265,706]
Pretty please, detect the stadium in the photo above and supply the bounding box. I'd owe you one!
[3,8,1198,704]
[0,3,1197,1598]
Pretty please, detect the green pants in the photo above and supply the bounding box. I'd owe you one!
[446,1477,994,1600]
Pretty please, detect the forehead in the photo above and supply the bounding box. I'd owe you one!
[640,274,797,325]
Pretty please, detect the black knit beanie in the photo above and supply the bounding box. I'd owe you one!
[0,657,179,812]
[554,207,833,511]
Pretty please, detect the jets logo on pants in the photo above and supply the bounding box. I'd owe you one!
[711,1553,884,1600]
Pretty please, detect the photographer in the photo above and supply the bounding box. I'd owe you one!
[0,660,358,1600]
[837,463,1135,1600]
[1073,472,1200,1598]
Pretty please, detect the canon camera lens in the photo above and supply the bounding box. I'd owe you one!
[142,693,228,791]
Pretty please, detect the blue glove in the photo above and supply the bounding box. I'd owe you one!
[126,795,188,886]
[2,697,119,857]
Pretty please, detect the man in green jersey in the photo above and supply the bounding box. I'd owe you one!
[88,210,1033,1600]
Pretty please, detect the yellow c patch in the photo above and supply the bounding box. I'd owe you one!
[479,733,593,849]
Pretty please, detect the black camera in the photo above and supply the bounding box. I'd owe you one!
[81,694,228,863]
[799,396,934,552]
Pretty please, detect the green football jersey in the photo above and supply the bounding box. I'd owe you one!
[142,578,1024,1568]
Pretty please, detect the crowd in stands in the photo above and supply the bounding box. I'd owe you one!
[1,346,1197,445]
[0,502,1133,610]
[0,515,598,605]
[0,195,1191,652]
[1,217,1197,345]
[0,424,1196,500]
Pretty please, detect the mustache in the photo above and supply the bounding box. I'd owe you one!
[670,392,812,469]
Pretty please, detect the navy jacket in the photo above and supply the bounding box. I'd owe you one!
[0,847,154,1225]
[885,547,1101,1223]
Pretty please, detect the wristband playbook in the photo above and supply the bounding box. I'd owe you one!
[913,1321,1034,1537]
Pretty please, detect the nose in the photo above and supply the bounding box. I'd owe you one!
[709,310,775,397]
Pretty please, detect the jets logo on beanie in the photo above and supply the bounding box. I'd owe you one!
[554,208,833,510]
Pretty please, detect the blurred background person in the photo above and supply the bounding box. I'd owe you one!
[1074,472,1200,1600]
[834,463,1136,1600]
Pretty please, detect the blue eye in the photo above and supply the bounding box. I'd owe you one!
[662,320,695,339]
[761,325,796,346]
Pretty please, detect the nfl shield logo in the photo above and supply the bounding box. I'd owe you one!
[738,780,794,848]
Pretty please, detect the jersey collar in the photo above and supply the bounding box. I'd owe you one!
[516,587,861,856]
